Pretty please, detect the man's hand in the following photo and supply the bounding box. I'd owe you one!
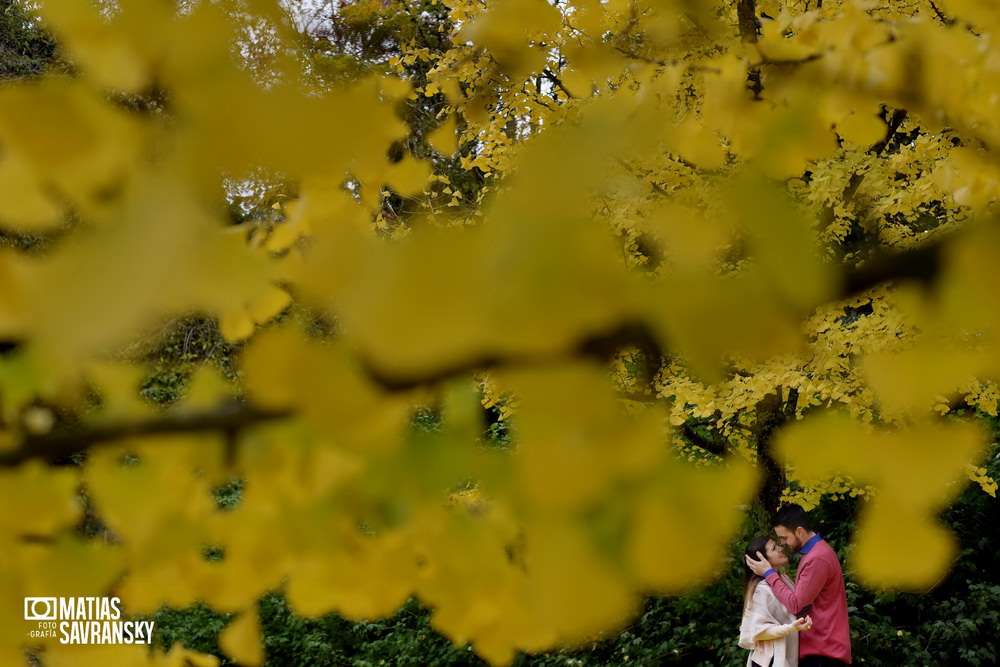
[745,551,771,576]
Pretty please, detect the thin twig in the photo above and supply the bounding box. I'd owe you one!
[541,68,575,99]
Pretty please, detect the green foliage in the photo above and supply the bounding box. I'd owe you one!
[0,0,58,79]
[212,478,244,511]
[258,593,355,667]
[295,598,482,667]
[485,414,513,450]
[299,0,485,223]
[138,368,187,407]
[145,317,238,377]
[134,317,238,407]
[845,583,1000,666]
[152,603,231,660]
[307,0,451,67]
[156,595,483,667]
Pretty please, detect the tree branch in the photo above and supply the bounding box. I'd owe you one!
[541,68,575,99]
[736,0,759,44]
[617,391,659,404]
[360,223,950,397]
[612,47,671,68]
[362,321,664,393]
[783,386,800,420]
[0,403,292,467]
[840,234,947,297]
[737,0,765,99]
[820,107,908,248]
[872,107,908,157]
[749,53,824,68]
[679,420,728,457]
[928,1,955,26]
[0,231,953,470]
[755,392,789,512]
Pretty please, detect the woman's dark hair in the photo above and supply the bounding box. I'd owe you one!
[742,535,772,611]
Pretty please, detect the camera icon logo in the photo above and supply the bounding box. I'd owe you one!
[24,598,57,621]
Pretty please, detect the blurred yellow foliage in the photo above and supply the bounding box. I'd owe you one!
[0,0,998,664]
[775,413,986,589]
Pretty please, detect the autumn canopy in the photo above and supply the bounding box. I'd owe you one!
[1,0,999,664]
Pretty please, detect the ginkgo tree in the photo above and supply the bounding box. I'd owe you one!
[1,0,999,665]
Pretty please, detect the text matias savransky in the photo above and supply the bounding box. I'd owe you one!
[24,596,155,645]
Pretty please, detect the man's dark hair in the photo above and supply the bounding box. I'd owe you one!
[773,503,813,532]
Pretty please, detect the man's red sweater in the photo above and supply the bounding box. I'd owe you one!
[764,535,852,664]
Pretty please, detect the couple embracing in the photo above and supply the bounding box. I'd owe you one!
[739,504,852,667]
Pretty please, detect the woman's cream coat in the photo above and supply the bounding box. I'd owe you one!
[739,574,801,667]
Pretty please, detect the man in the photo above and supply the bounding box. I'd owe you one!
[745,503,852,666]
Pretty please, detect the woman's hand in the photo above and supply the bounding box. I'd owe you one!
[793,615,813,632]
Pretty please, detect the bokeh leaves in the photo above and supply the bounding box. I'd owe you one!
[0,1,999,665]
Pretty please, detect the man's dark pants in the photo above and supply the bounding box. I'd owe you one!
[800,656,848,667]
[752,655,848,667]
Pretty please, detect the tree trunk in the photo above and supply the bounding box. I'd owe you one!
[755,391,790,516]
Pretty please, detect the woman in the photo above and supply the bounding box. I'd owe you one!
[739,535,812,667]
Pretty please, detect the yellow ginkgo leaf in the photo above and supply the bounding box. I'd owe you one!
[0,461,78,534]
[218,310,255,343]
[428,114,459,156]
[775,413,988,589]
[0,153,62,230]
[39,643,168,667]
[183,366,236,409]
[219,610,264,666]
[385,154,432,195]
[19,534,125,601]
[836,110,887,147]
[246,284,292,325]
